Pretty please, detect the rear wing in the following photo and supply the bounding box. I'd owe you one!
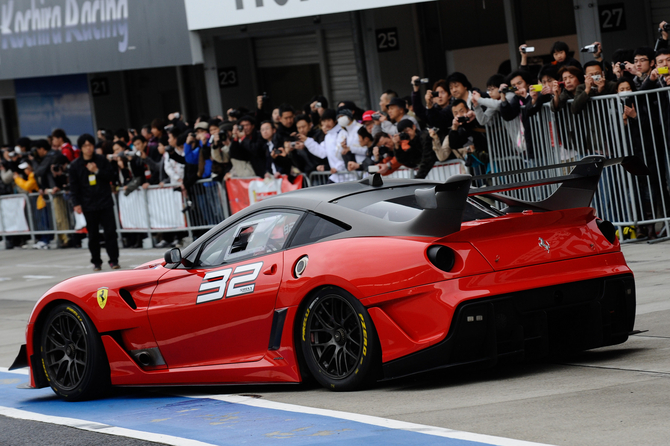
[404,155,648,237]
[471,155,649,213]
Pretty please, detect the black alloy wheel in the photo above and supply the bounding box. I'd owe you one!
[40,303,110,401]
[299,288,379,391]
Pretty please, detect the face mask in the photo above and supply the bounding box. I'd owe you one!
[337,116,350,127]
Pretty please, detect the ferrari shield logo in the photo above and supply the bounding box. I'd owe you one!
[97,287,109,309]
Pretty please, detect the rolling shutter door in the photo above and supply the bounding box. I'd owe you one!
[650,0,670,29]
[324,28,364,107]
[254,34,319,68]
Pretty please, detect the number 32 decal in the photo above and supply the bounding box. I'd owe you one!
[197,262,263,304]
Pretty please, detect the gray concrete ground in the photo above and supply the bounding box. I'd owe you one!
[0,242,669,446]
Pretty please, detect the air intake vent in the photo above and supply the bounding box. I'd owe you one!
[119,289,137,309]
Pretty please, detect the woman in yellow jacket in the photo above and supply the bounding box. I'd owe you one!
[14,162,51,249]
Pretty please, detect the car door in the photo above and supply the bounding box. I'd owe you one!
[148,211,302,368]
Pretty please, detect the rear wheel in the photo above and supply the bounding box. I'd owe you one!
[39,303,110,401]
[299,288,379,391]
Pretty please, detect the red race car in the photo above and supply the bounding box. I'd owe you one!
[12,156,643,400]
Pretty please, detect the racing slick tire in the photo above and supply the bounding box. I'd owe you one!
[299,287,380,391]
[39,303,110,401]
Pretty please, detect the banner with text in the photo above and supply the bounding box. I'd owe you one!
[184,0,435,30]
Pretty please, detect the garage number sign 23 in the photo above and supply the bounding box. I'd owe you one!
[196,262,263,304]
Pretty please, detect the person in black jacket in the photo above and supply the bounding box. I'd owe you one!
[70,134,120,271]
[392,119,436,179]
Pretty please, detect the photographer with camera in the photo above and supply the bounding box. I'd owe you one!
[309,95,328,127]
[262,121,293,177]
[70,134,119,270]
[304,109,352,182]
[228,115,266,178]
[346,127,376,173]
[388,120,436,179]
[376,97,421,137]
[551,66,585,112]
[410,76,453,140]
[618,47,656,89]
[208,122,232,181]
[448,100,489,174]
[640,48,670,90]
[255,93,272,124]
[273,104,298,149]
[572,61,617,114]
[287,114,326,175]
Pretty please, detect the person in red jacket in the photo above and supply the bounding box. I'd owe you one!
[51,128,80,162]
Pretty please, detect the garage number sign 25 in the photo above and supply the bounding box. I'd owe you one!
[376,28,399,53]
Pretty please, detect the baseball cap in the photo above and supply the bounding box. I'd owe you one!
[388,97,408,110]
[362,110,376,122]
[18,162,30,169]
[194,122,209,131]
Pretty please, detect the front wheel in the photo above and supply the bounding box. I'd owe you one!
[299,288,379,391]
[39,303,110,401]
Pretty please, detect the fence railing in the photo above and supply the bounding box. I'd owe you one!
[0,179,229,248]
[484,86,670,241]
[3,87,670,246]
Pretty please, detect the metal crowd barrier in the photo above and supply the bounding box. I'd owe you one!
[0,178,230,248]
[484,86,670,241]
[307,160,468,186]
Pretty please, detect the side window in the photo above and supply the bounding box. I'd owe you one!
[197,211,301,267]
[289,213,348,247]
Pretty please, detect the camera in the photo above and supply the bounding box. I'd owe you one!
[413,78,429,86]
[659,67,669,75]
[660,22,670,33]
[229,109,242,119]
[316,102,322,108]
[457,116,469,124]
[372,112,382,120]
[591,74,602,82]
[521,46,535,53]
[237,125,244,132]
[272,148,282,156]
[581,44,598,53]
[429,127,440,133]
[289,141,298,149]
[399,132,411,141]
[621,96,634,108]
[619,62,627,71]
[261,92,269,100]
[501,86,518,94]
[529,84,542,92]
[431,91,440,98]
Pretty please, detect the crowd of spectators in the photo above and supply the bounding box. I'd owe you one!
[4,23,670,247]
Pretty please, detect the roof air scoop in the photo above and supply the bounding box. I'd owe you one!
[408,174,472,237]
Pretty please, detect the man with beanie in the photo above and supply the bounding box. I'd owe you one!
[70,134,120,271]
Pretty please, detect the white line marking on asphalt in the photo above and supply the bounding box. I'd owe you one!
[0,367,554,446]
[22,275,55,280]
[191,394,556,446]
[0,368,28,375]
[0,406,216,446]
[0,277,11,282]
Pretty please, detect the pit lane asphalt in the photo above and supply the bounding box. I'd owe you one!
[1,242,669,446]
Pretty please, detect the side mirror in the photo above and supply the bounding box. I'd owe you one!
[164,248,182,264]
